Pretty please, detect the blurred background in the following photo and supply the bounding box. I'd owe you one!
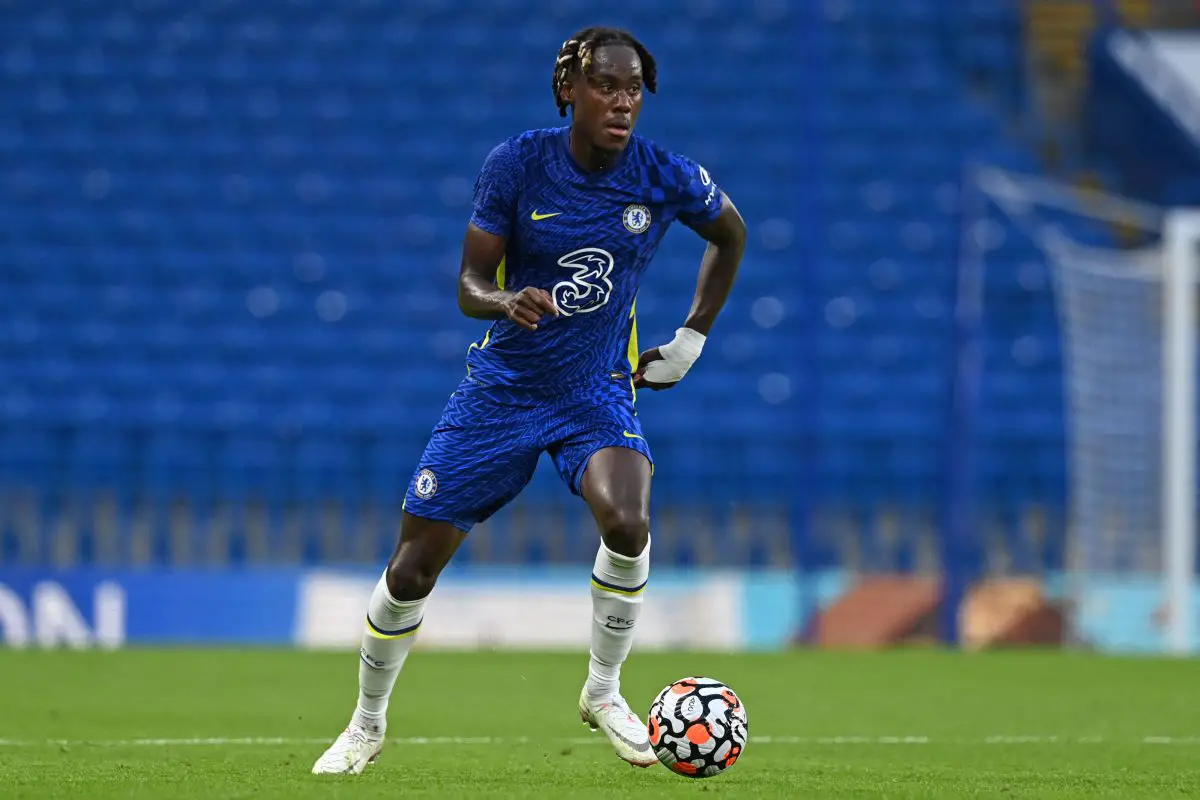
[2,0,1199,655]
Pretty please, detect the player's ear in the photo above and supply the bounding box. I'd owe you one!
[560,79,574,108]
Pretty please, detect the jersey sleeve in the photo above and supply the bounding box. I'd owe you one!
[670,154,724,229]
[469,139,522,237]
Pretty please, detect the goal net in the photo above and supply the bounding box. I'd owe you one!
[967,167,1199,654]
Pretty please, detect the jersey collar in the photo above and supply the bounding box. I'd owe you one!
[559,125,632,183]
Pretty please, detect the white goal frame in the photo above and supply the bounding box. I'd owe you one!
[969,166,1199,655]
[1163,209,1200,654]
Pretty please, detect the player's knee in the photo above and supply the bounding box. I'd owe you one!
[596,505,650,557]
[384,556,440,602]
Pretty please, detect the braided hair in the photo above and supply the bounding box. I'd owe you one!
[552,27,657,118]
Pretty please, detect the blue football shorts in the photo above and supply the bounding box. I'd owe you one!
[403,379,654,533]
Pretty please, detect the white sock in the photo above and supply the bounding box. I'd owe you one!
[586,537,650,699]
[351,573,427,736]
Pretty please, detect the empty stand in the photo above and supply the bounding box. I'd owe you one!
[0,1,1064,572]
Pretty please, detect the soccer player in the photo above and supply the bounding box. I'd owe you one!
[312,26,746,775]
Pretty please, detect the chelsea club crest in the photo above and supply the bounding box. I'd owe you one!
[414,469,438,499]
[622,204,651,234]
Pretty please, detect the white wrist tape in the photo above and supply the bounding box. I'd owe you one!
[641,327,706,384]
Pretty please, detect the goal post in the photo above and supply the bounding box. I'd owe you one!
[1163,209,1200,655]
[963,167,1199,655]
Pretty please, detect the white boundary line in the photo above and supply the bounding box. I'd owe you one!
[0,735,1199,748]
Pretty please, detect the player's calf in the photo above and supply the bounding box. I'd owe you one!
[312,514,464,776]
[580,448,652,699]
[579,534,655,768]
[586,534,650,699]
[352,571,427,735]
[573,447,655,766]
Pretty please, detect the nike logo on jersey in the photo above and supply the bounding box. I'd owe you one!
[531,210,561,221]
[622,431,644,441]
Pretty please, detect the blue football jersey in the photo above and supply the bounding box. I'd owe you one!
[464,126,724,397]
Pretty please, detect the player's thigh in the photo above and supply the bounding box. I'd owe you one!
[404,394,541,534]
[575,446,652,555]
[579,446,652,528]
[549,396,652,553]
[549,392,653,495]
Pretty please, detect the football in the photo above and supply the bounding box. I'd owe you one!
[647,677,749,778]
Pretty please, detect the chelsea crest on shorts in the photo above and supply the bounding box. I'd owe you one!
[414,468,438,499]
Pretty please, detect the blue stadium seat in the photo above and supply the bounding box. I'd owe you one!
[0,0,1061,567]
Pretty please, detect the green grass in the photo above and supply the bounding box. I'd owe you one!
[0,649,1197,798]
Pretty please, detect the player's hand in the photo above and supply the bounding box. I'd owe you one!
[633,328,707,391]
[503,287,560,331]
[633,347,673,391]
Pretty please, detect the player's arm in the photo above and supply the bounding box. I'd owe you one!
[679,195,747,336]
[458,224,558,332]
[459,139,559,332]
[635,192,747,391]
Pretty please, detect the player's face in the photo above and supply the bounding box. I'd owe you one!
[574,44,643,152]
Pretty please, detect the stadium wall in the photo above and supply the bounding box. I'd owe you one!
[0,568,830,652]
[0,568,1193,654]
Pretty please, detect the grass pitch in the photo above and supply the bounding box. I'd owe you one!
[0,648,1197,798]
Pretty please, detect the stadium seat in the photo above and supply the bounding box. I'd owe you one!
[0,0,1059,567]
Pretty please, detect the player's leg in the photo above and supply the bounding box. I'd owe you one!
[314,501,531,776]
[579,446,652,700]
[549,390,656,767]
[574,447,656,766]
[313,512,465,775]
[354,511,464,731]
[313,388,540,775]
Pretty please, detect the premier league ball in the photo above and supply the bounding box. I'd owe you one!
[647,677,748,778]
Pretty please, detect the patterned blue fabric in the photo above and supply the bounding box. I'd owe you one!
[464,127,723,399]
[403,378,652,532]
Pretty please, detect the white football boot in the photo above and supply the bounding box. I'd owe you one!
[311,724,385,775]
[578,686,657,767]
